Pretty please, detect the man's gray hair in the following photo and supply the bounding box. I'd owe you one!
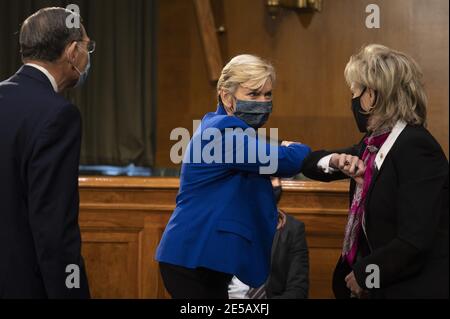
[20,7,83,62]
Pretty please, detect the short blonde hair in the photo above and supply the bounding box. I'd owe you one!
[344,44,427,131]
[217,54,276,98]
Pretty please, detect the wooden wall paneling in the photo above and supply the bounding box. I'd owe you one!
[193,0,224,82]
[81,229,140,298]
[156,0,218,168]
[79,177,179,299]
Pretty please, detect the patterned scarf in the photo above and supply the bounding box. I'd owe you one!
[342,129,391,265]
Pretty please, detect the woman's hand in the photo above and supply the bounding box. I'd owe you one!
[345,271,364,298]
[330,153,366,185]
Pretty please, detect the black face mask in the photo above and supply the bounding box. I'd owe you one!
[273,186,282,204]
[351,87,370,133]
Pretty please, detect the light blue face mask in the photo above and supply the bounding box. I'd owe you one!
[73,51,91,88]
[233,99,273,129]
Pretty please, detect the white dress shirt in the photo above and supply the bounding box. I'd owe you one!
[317,153,337,173]
[228,276,250,299]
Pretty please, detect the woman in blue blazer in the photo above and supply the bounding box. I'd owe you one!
[156,55,311,298]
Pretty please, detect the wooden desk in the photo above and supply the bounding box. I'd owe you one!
[79,177,349,299]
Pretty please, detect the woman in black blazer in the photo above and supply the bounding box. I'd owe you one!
[303,44,448,299]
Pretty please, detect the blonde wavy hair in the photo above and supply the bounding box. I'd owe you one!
[217,54,276,101]
[344,44,427,131]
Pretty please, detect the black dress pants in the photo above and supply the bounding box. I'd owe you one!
[159,262,233,299]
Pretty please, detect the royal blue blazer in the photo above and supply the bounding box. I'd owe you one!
[155,104,311,287]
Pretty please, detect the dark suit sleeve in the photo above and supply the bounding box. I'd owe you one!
[301,143,362,182]
[353,132,449,290]
[27,104,90,299]
[273,222,309,299]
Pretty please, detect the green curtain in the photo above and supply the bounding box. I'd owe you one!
[0,0,156,167]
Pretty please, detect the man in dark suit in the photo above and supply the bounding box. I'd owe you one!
[229,178,309,299]
[0,7,92,298]
[265,212,309,299]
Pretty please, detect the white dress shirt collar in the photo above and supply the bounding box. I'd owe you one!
[25,63,58,93]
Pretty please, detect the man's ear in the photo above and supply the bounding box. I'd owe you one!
[65,41,78,63]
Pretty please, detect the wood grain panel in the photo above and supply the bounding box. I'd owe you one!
[81,231,140,298]
[193,0,224,81]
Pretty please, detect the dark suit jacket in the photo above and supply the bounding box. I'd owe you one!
[0,66,90,298]
[302,125,449,299]
[265,214,309,299]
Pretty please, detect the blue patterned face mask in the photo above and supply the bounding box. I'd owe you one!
[233,99,273,129]
[73,51,91,88]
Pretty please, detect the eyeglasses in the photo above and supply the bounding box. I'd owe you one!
[77,40,96,54]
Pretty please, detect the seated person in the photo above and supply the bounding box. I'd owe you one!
[229,178,309,299]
